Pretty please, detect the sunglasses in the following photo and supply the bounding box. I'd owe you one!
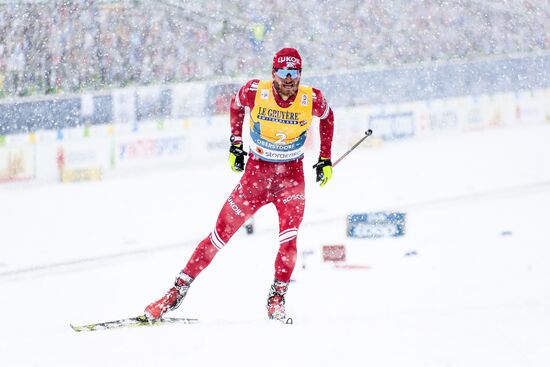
[274,68,301,79]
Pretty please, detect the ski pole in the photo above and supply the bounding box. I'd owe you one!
[330,129,373,168]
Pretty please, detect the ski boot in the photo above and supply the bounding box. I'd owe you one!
[266,279,292,323]
[144,272,194,320]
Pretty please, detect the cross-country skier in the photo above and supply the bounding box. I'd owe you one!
[145,47,335,322]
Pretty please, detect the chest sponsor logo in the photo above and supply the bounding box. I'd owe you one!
[256,107,302,125]
[260,89,269,100]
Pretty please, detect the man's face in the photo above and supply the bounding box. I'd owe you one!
[272,68,301,98]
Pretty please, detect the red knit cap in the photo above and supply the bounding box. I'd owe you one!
[273,48,302,69]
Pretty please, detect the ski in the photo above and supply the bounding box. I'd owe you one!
[282,317,293,325]
[70,314,199,332]
[271,317,293,325]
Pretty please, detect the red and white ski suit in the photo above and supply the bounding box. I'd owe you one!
[182,79,334,283]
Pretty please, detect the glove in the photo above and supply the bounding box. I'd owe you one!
[312,157,332,187]
[228,143,248,172]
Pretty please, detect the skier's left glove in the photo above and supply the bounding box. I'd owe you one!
[228,136,247,172]
[313,157,332,187]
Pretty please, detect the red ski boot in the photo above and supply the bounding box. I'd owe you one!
[266,279,289,321]
[144,272,194,320]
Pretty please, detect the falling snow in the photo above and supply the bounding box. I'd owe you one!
[1,1,550,366]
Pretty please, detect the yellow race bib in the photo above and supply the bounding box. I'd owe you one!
[248,80,313,162]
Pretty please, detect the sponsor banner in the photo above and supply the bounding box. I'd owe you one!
[111,116,227,169]
[3,86,549,185]
[413,102,430,137]
[61,168,102,183]
[460,95,500,131]
[430,110,459,132]
[486,93,507,127]
[347,212,406,239]
[368,111,415,141]
[515,90,547,125]
[329,106,364,147]
[0,144,35,182]
[190,116,237,162]
[248,129,306,162]
[331,105,385,148]
[114,132,189,170]
[499,93,518,127]
[469,92,508,128]
[117,136,186,161]
[57,137,109,182]
[59,139,108,170]
[322,245,346,262]
[424,98,460,135]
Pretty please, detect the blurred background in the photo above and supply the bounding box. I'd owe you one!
[1,3,550,366]
[0,0,549,183]
[1,0,550,96]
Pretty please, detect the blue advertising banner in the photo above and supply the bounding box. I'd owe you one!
[347,212,406,239]
[368,112,415,141]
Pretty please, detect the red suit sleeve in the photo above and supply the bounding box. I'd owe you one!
[230,79,259,143]
[312,88,334,159]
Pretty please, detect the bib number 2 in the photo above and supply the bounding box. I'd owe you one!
[275,132,287,144]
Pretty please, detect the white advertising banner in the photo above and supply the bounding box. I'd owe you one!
[113,128,193,172]
[81,94,94,117]
[3,86,549,185]
[515,90,547,125]
[61,140,108,170]
[171,82,207,118]
[57,137,111,182]
[113,88,136,124]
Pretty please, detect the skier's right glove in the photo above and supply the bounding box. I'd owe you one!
[229,142,248,172]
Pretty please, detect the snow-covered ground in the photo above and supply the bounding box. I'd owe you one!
[1,124,550,367]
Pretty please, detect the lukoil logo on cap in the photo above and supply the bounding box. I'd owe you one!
[273,48,302,69]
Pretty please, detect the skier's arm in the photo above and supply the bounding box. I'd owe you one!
[319,108,334,159]
[229,80,257,172]
[230,79,258,143]
[312,88,334,159]
[230,95,245,144]
[313,88,334,186]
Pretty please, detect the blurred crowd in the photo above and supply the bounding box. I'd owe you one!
[1,0,549,98]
